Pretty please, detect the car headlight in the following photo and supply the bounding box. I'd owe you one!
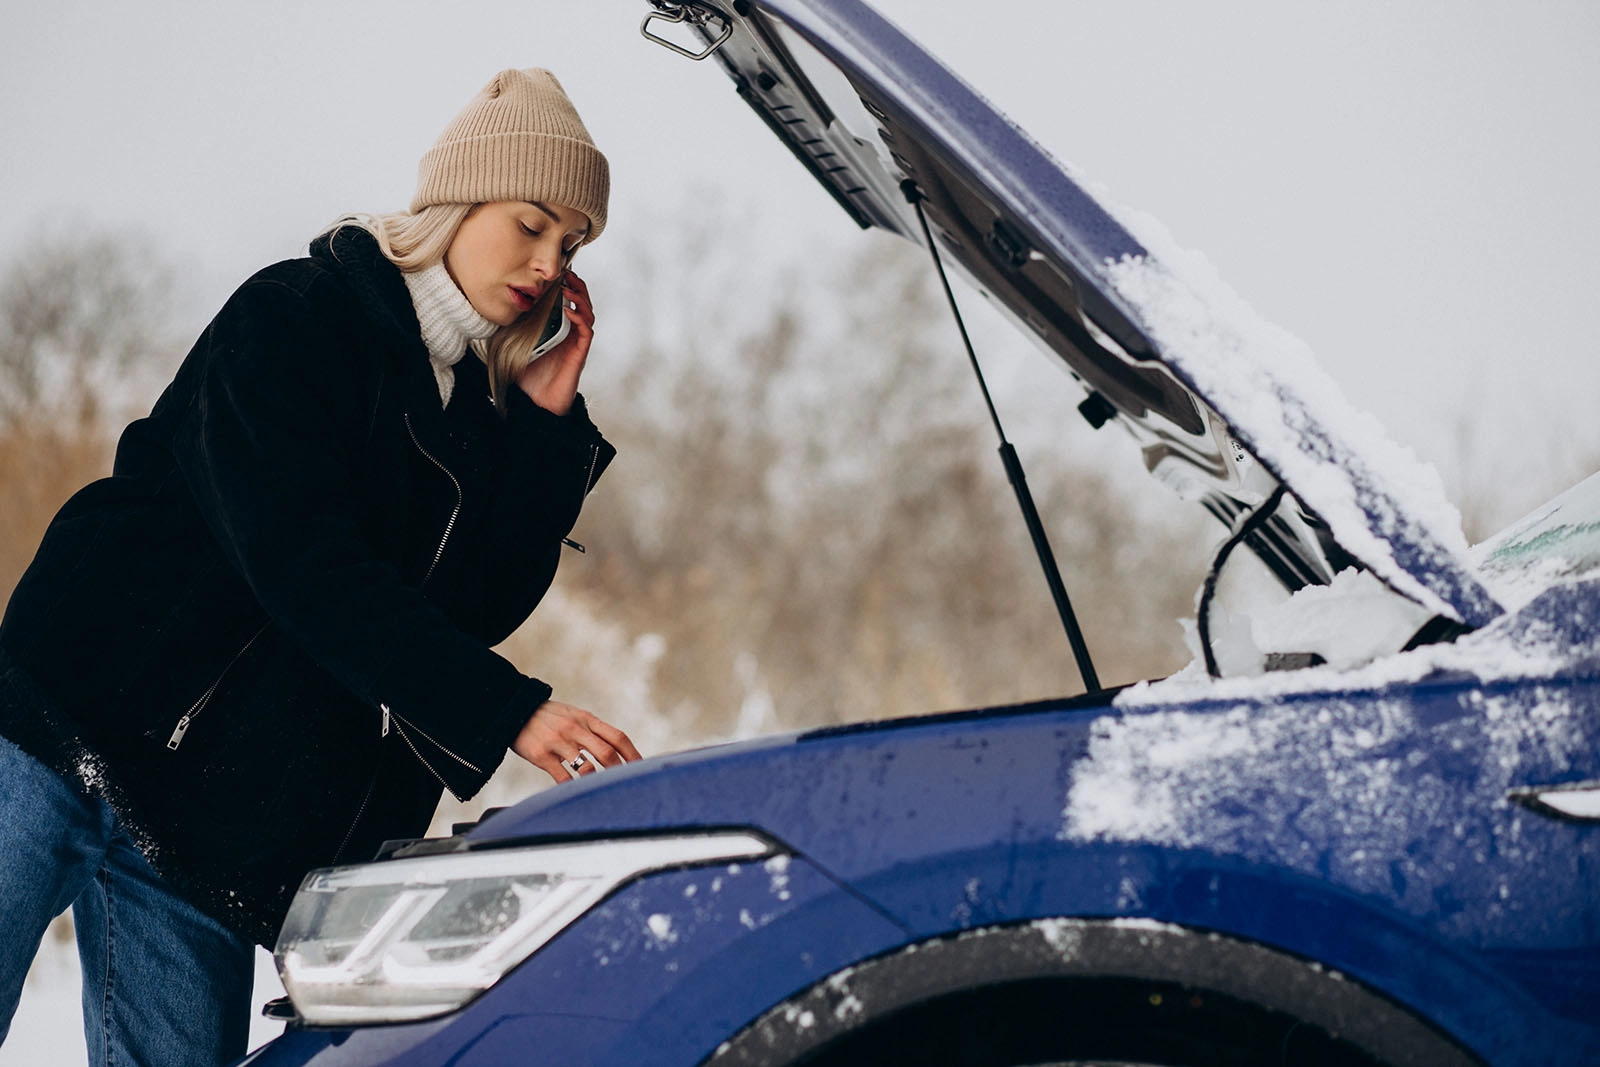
[275,831,774,1025]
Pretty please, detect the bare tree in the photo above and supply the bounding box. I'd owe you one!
[0,230,180,432]
[493,229,1210,765]
[1443,407,1600,545]
[0,230,181,606]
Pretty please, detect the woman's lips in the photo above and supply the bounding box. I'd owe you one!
[508,285,541,312]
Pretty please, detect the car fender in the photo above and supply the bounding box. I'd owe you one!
[708,918,1484,1067]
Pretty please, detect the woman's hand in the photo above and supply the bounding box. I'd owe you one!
[516,271,594,416]
[512,698,641,783]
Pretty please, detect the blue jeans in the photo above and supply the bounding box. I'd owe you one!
[0,732,255,1066]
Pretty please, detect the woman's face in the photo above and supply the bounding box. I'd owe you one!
[443,200,591,326]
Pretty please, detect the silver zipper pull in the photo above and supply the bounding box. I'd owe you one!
[381,703,391,737]
[167,715,191,750]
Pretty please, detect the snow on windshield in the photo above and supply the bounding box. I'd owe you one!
[1472,470,1600,611]
[1088,197,1501,629]
[1117,556,1596,711]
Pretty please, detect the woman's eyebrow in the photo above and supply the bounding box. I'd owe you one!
[529,201,590,237]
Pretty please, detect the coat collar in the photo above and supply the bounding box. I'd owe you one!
[307,225,515,503]
[308,225,475,446]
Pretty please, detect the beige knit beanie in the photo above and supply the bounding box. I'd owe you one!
[412,68,610,242]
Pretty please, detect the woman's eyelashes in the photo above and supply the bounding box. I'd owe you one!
[519,223,582,252]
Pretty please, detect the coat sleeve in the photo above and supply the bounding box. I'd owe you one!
[171,275,544,801]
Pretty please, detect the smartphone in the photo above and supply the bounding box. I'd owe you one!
[532,250,579,357]
[532,278,571,358]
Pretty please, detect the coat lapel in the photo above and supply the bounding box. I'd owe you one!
[310,227,493,493]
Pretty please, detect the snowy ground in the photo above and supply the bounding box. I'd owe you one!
[0,923,286,1065]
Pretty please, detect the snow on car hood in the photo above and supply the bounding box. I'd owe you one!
[661,0,1503,628]
[1059,574,1600,942]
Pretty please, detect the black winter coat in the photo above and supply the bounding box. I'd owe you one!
[0,226,614,947]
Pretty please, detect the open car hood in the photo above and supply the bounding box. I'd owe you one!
[643,0,1502,629]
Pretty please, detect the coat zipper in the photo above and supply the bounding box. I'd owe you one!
[405,413,462,585]
[561,442,602,554]
[398,413,480,800]
[333,745,382,864]
[369,422,594,803]
[388,714,449,793]
[166,625,270,750]
[580,441,601,500]
[333,409,460,855]
[387,709,473,803]
[332,703,394,864]
[388,707,482,773]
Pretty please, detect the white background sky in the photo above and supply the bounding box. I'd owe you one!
[4,0,1598,523]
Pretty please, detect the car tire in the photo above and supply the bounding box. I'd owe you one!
[707,920,1479,1067]
[792,974,1387,1066]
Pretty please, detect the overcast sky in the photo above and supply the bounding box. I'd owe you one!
[4,0,1597,521]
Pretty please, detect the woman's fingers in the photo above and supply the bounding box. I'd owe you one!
[562,287,594,336]
[562,276,592,312]
[560,272,594,325]
[530,751,569,783]
[588,715,642,762]
[512,700,640,783]
[544,281,593,376]
[563,302,593,341]
[569,736,620,768]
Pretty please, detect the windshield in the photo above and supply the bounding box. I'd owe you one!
[1474,471,1600,607]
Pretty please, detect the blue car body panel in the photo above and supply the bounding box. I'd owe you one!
[247,585,1600,1065]
[243,858,911,1066]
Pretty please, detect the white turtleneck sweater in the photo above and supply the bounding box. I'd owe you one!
[402,262,499,407]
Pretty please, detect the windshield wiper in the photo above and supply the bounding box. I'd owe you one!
[903,180,1102,696]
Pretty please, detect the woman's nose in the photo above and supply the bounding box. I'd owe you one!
[529,249,561,279]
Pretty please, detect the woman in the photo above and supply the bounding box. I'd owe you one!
[0,68,638,1065]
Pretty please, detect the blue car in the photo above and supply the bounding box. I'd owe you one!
[239,2,1600,1064]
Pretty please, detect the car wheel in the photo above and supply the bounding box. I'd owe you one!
[708,920,1477,1067]
[795,974,1386,1066]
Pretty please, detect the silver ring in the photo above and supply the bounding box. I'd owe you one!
[561,747,601,780]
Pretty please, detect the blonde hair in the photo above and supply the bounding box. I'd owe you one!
[328,206,569,414]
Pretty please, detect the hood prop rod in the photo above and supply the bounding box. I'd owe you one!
[903,180,1101,695]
